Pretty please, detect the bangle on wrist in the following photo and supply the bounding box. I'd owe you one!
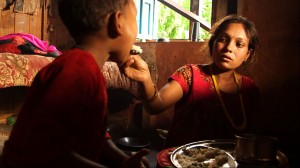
[143,84,158,103]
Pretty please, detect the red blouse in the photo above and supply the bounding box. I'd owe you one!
[165,64,260,148]
[3,48,110,167]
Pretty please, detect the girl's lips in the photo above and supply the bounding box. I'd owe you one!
[220,54,232,61]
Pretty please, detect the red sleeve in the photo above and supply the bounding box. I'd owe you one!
[105,131,112,139]
[169,64,193,96]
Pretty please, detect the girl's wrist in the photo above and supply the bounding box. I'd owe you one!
[138,82,158,103]
[142,84,158,103]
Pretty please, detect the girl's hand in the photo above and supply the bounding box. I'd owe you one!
[121,148,150,168]
[121,55,151,83]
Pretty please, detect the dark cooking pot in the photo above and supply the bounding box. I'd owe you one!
[235,134,279,164]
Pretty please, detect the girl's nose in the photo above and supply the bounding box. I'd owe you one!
[226,41,235,53]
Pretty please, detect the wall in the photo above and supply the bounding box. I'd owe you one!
[239,0,299,165]
[0,0,73,49]
[0,1,44,39]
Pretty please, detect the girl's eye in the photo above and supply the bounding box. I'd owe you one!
[236,42,245,48]
[217,37,227,42]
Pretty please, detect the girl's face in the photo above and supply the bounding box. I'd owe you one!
[212,23,251,71]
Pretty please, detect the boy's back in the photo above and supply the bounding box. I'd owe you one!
[2,48,108,167]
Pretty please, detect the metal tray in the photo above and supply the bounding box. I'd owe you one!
[170,139,289,168]
[170,140,237,168]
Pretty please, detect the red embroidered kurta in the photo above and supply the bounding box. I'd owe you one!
[165,64,260,148]
[2,48,110,167]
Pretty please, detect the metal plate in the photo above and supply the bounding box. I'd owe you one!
[170,141,238,168]
[170,139,289,167]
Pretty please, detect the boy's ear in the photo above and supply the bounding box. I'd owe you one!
[107,11,123,38]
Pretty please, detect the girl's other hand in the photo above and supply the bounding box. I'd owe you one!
[121,148,150,168]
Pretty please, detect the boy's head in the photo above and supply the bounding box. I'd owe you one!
[58,0,129,39]
[58,0,138,66]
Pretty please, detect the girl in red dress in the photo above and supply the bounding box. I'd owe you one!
[123,14,260,148]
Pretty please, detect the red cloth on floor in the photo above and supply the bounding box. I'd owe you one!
[156,147,177,168]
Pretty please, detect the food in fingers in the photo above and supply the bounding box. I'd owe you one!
[130,45,143,55]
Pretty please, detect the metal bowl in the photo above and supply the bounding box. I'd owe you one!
[115,136,151,150]
[235,134,279,164]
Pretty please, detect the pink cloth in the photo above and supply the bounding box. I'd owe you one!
[0,33,61,54]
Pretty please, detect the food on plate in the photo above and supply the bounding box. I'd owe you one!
[130,45,143,55]
[175,147,228,168]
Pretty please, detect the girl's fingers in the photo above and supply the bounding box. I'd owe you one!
[128,149,150,168]
[123,56,135,67]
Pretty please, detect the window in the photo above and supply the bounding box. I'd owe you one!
[135,0,212,41]
[136,0,158,40]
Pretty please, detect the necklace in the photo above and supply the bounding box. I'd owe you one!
[210,65,247,130]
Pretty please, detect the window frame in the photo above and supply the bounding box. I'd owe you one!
[136,0,211,40]
[136,0,235,41]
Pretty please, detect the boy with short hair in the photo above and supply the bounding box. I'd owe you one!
[1,0,149,167]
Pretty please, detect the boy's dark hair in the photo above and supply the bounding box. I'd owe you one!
[208,14,259,62]
[58,0,129,42]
